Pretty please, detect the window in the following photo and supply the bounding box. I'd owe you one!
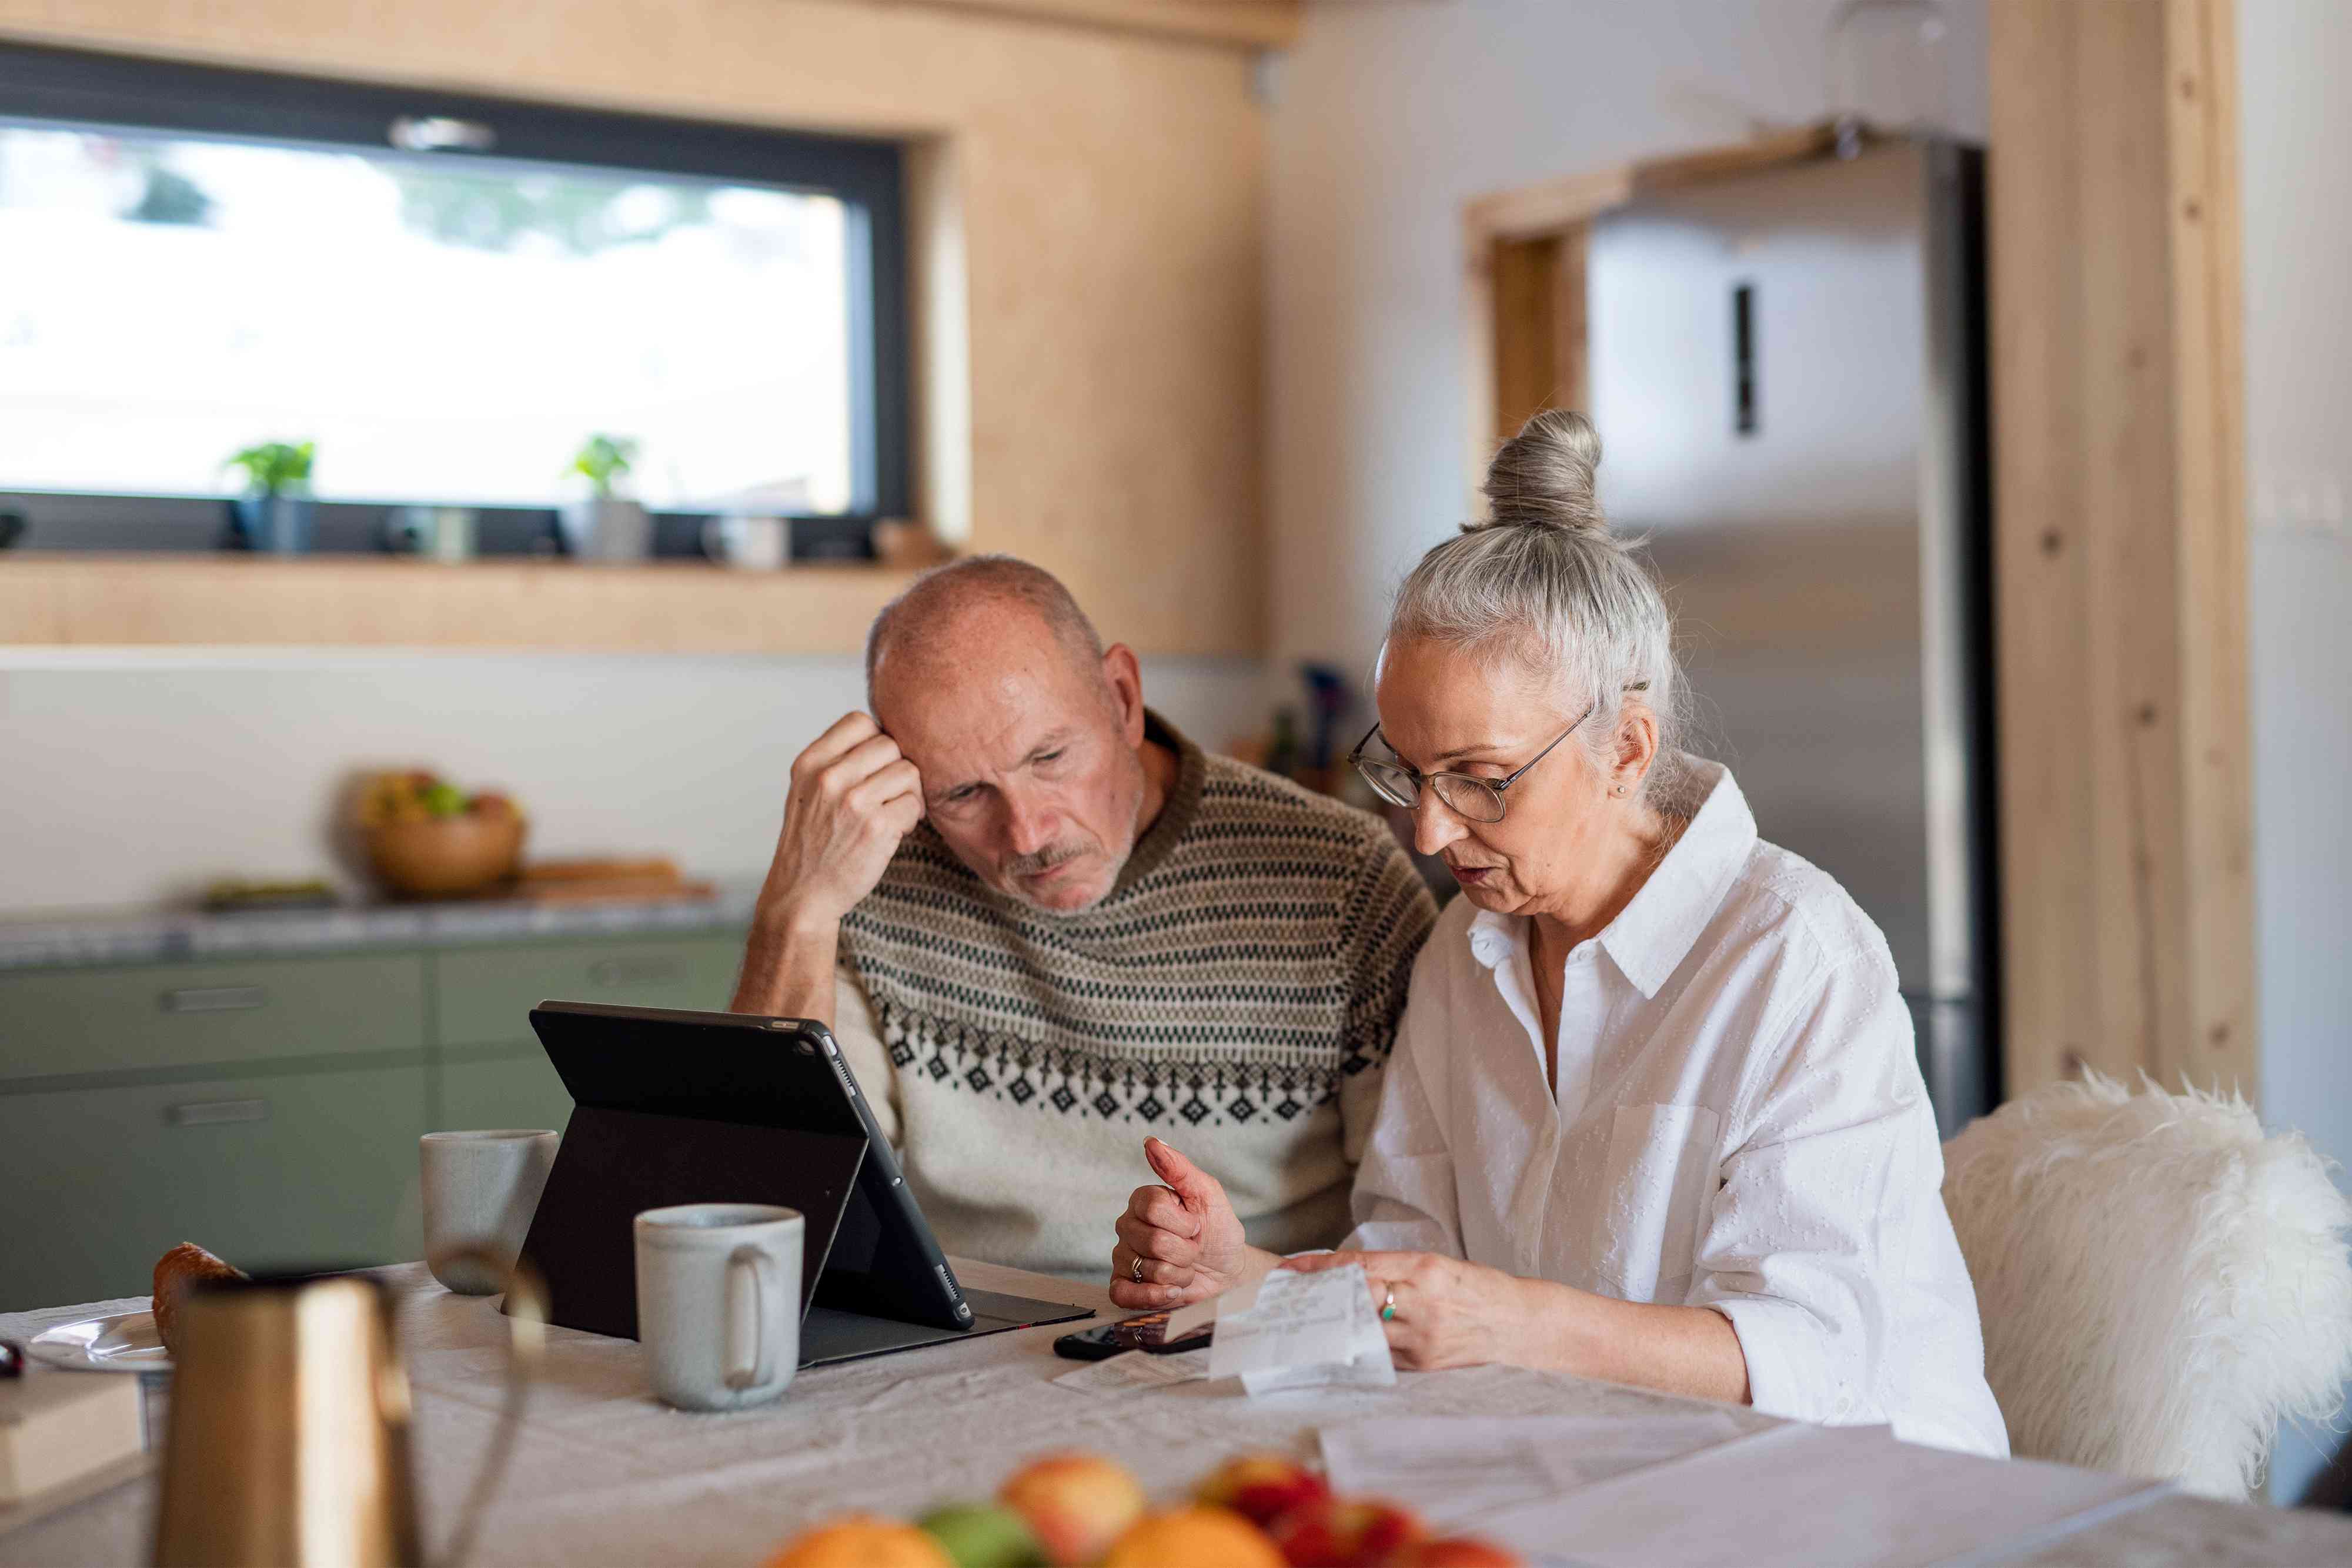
[0,42,907,554]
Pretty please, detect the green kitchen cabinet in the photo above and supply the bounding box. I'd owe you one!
[0,1062,429,1310]
[436,1047,577,1136]
[0,926,746,1312]
[0,953,427,1083]
[431,935,746,1049]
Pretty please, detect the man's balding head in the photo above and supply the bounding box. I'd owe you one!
[866,556,1107,718]
[860,556,1160,913]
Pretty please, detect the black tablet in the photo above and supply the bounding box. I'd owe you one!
[517,1001,1091,1365]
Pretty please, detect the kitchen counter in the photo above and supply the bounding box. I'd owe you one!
[0,883,759,971]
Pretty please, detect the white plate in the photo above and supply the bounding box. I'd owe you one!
[26,1310,172,1373]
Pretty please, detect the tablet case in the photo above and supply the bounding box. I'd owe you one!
[515,1002,1092,1365]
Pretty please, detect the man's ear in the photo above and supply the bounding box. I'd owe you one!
[1100,644,1148,745]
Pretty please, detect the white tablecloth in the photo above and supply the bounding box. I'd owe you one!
[5,1261,2349,1566]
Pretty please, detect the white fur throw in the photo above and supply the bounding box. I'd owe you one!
[1942,1074,2352,1499]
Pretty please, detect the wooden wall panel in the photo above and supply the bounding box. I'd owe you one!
[1989,0,2254,1097]
[0,0,1269,656]
[866,0,1301,49]
[1468,226,1588,502]
[1489,234,1562,444]
[0,557,918,653]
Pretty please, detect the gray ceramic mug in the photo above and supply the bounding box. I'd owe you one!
[420,1129,558,1295]
[633,1203,801,1412]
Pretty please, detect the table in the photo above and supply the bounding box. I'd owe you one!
[6,1262,2349,1566]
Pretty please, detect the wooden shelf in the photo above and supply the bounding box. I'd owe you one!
[0,554,924,655]
[874,0,1302,49]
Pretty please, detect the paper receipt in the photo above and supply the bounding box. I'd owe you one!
[1175,1263,1395,1395]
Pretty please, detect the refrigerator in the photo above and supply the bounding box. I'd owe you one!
[1584,137,1996,1135]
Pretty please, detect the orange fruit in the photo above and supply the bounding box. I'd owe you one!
[763,1515,956,1568]
[1104,1507,1286,1568]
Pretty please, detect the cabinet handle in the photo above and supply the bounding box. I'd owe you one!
[587,957,684,988]
[159,985,268,1014]
[166,1098,269,1128]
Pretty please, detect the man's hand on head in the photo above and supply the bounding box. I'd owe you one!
[758,712,924,930]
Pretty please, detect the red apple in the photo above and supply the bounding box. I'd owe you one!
[998,1452,1147,1567]
[1268,1496,1427,1568]
[1193,1454,1331,1528]
[1384,1537,1525,1568]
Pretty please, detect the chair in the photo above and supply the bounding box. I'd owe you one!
[1942,1073,2352,1499]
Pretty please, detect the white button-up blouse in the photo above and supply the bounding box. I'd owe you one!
[1345,761,2009,1457]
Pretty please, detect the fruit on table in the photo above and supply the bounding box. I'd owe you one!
[1385,1539,1525,1567]
[1192,1454,1331,1529]
[764,1516,956,1568]
[1266,1496,1427,1567]
[918,1502,1045,1568]
[1102,1507,1286,1568]
[997,1453,1148,1567]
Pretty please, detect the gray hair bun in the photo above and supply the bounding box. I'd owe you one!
[1476,408,1605,534]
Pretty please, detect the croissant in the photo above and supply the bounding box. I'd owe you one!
[152,1242,247,1357]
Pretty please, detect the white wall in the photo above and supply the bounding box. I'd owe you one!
[1262,0,1986,681]
[2240,0,2352,1507]
[0,651,1265,912]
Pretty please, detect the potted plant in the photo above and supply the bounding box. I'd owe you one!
[224,440,316,554]
[559,433,650,561]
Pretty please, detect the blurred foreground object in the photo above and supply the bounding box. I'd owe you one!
[1943,1074,2352,1499]
[153,1261,542,1567]
[767,1445,1516,1567]
[154,1273,420,1567]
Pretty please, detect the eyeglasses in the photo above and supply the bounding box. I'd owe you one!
[1348,700,1595,825]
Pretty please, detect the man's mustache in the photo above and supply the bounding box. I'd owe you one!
[1005,842,1090,877]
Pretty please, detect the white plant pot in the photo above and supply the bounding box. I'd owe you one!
[559,497,651,562]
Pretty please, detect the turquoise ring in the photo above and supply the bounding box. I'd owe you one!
[1379,1286,1399,1322]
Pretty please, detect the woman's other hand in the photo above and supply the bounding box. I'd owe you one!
[1109,1137,1255,1309]
[1281,1248,1542,1372]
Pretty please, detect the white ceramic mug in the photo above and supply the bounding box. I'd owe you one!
[420,1129,559,1295]
[633,1203,802,1412]
[700,514,789,570]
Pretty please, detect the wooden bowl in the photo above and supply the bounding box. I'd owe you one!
[364,813,527,898]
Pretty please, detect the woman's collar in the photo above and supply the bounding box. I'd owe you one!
[1461,758,1758,997]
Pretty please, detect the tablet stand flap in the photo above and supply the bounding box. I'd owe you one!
[516,1104,866,1342]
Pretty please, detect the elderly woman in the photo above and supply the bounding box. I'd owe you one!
[1109,410,2007,1457]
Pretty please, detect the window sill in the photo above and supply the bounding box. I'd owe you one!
[0,553,924,654]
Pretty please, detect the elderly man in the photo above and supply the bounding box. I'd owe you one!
[732,555,1435,1278]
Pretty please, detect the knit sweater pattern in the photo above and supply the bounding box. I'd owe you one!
[834,716,1437,1277]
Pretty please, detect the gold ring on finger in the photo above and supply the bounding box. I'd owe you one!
[1131,1255,1144,1282]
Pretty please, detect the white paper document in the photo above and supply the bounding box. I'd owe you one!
[1050,1348,1211,1396]
[1167,1263,1396,1396]
[1319,1412,1748,1532]
[1472,1420,2170,1568]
